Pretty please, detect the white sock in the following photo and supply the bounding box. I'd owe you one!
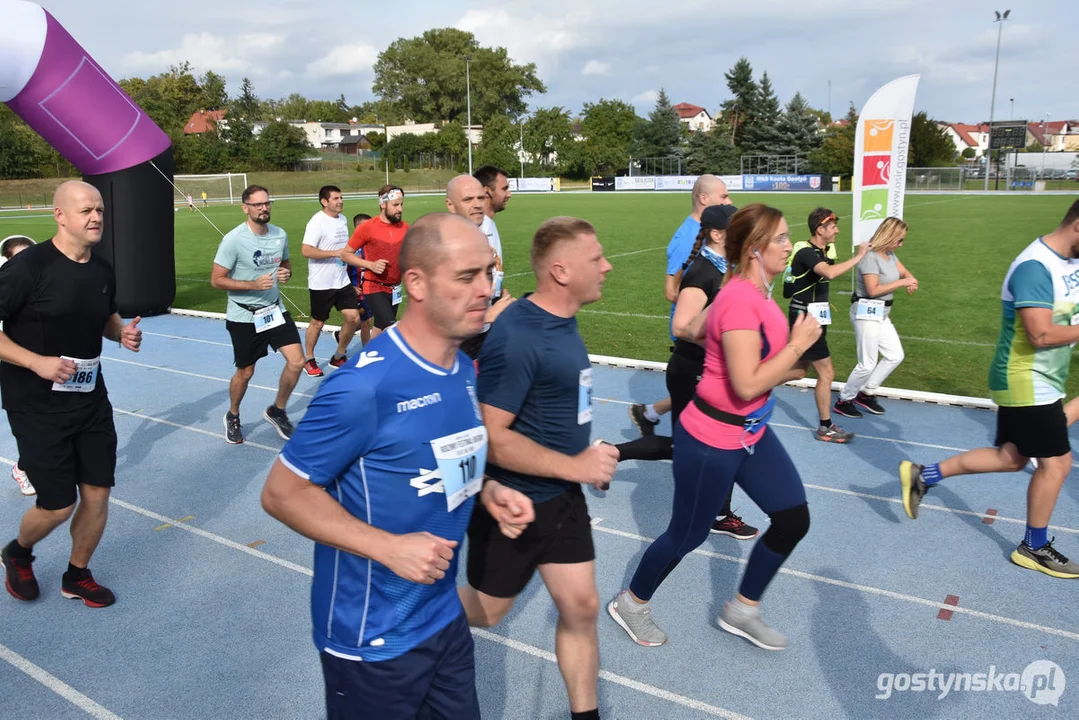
[643,404,660,423]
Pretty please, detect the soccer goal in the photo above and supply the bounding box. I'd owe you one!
[173,173,248,205]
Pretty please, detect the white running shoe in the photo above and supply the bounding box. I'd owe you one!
[11,464,35,496]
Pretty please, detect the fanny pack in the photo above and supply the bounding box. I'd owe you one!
[231,297,280,313]
[692,393,776,454]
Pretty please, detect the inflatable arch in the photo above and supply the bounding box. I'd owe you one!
[0,0,175,316]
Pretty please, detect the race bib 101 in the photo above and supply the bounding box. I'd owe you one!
[253,304,285,333]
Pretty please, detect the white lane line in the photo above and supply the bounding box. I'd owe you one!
[110,409,283,453]
[590,525,1079,642]
[0,642,124,720]
[140,331,231,348]
[101,356,314,399]
[472,629,751,720]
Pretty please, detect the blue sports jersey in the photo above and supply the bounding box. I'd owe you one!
[477,298,592,502]
[280,326,486,662]
[666,215,701,341]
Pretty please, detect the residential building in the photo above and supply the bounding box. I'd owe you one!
[672,102,713,133]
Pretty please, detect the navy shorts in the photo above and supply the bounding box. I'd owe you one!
[319,612,479,720]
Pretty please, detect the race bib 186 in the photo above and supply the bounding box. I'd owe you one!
[52,356,100,393]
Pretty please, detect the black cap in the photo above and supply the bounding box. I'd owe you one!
[700,204,738,231]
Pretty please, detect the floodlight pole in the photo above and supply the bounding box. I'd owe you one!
[985,9,1010,192]
[465,55,473,176]
[1041,112,1050,180]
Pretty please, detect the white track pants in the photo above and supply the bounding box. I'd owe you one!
[839,305,904,401]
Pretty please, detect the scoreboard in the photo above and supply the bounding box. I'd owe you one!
[989,122,1027,150]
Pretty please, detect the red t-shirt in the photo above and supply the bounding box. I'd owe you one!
[679,275,790,450]
[347,217,409,295]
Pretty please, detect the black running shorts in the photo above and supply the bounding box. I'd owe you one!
[7,399,117,511]
[788,306,830,362]
[309,285,360,322]
[466,484,595,598]
[995,400,1070,459]
[364,291,399,330]
[226,311,301,368]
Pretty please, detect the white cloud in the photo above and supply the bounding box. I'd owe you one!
[123,32,284,74]
[455,8,592,72]
[305,44,379,78]
[633,89,658,105]
[582,60,611,77]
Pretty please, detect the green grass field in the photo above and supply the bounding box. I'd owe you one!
[2,190,1078,398]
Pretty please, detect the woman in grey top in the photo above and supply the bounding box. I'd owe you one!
[834,217,919,418]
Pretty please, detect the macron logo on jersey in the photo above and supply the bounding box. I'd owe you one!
[396,393,442,414]
[354,351,384,369]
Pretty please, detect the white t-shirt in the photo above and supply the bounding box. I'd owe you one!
[480,215,504,296]
[303,211,350,290]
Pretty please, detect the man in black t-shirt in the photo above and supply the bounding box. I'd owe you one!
[783,208,867,443]
[460,217,618,720]
[0,181,143,608]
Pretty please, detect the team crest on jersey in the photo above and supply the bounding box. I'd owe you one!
[466,382,481,422]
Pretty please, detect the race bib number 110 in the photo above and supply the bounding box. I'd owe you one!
[431,427,488,512]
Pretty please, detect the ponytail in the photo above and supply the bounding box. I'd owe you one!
[682,226,710,271]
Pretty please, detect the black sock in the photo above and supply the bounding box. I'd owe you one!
[63,563,85,580]
[5,539,31,558]
[570,711,599,720]
[820,418,833,429]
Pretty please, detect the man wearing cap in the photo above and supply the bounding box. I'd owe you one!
[341,184,408,339]
[782,208,867,442]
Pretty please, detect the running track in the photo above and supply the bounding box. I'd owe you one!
[0,314,1076,719]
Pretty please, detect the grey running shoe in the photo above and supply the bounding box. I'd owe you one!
[718,602,788,650]
[1011,539,1079,579]
[608,591,667,646]
[898,461,928,520]
[815,424,854,443]
[224,412,244,445]
[628,404,658,436]
[264,406,294,440]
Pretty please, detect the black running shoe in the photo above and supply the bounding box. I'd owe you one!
[710,514,758,539]
[833,399,863,418]
[224,412,244,445]
[264,405,294,440]
[61,568,115,608]
[2,544,39,601]
[855,392,885,415]
[629,404,659,436]
[898,461,928,520]
[333,329,341,345]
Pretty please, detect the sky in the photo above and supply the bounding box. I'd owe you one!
[32,0,1079,125]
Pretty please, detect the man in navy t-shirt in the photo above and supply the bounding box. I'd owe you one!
[460,216,619,720]
[262,213,535,720]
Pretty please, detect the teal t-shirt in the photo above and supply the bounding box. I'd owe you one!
[213,222,290,322]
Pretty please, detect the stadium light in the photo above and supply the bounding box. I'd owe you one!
[1041,111,1051,179]
[465,54,473,175]
[985,9,1011,192]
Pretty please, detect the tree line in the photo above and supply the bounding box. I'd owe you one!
[0,28,957,180]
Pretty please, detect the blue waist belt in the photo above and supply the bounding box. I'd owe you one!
[691,393,775,431]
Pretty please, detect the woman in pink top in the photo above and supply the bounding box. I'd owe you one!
[608,204,821,651]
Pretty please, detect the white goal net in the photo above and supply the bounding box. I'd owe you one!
[173,173,248,205]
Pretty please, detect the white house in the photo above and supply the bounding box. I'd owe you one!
[672,103,713,133]
[941,122,989,158]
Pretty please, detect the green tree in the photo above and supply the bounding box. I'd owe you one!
[475,114,519,171]
[199,71,228,111]
[524,106,573,169]
[373,28,545,125]
[720,57,758,146]
[741,72,782,155]
[0,106,47,179]
[366,131,386,151]
[774,92,822,158]
[684,117,741,175]
[220,115,256,170]
[435,121,468,157]
[232,77,262,120]
[631,88,684,159]
[808,103,857,179]
[118,62,203,134]
[254,121,310,170]
[908,112,956,166]
[566,99,639,177]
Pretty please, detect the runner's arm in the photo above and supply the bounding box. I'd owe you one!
[210,263,266,292]
[862,273,914,298]
[301,244,342,260]
[671,287,708,343]
[481,403,609,486]
[664,273,681,303]
[1018,307,1079,349]
[812,243,868,280]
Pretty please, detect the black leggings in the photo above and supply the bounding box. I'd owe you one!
[616,351,736,517]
